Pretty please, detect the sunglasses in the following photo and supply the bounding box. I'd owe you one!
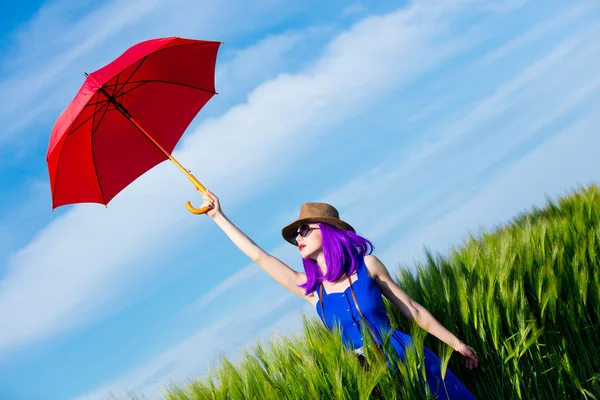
[292,224,320,246]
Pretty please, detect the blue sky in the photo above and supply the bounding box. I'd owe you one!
[1,0,599,399]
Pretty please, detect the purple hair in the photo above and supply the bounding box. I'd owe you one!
[299,222,373,295]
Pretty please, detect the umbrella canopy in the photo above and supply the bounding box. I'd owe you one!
[46,36,221,213]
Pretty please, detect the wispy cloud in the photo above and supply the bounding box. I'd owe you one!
[216,31,308,96]
[0,0,498,358]
[75,285,300,400]
[181,265,259,313]
[48,1,600,398]
[379,110,600,268]
[475,3,591,68]
[0,0,161,143]
[180,242,297,314]
[0,0,302,151]
[298,8,600,267]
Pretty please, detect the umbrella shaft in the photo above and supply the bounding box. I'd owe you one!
[97,85,207,195]
[129,116,208,195]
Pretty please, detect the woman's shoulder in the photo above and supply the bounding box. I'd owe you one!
[363,254,379,266]
[363,254,387,277]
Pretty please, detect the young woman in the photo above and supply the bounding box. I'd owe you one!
[199,190,478,399]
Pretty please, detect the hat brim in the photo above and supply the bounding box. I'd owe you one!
[282,217,355,245]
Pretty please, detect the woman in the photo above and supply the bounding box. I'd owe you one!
[199,190,478,399]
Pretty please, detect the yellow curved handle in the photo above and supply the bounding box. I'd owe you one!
[184,172,211,215]
[185,201,210,215]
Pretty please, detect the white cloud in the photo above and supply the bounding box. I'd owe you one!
[0,0,498,357]
[180,242,298,314]
[273,12,600,270]
[77,238,306,399]
[0,0,161,142]
[475,3,591,68]
[0,0,300,147]
[180,265,259,313]
[216,31,306,91]
[404,24,599,168]
[75,285,299,400]
[342,3,368,17]
[380,110,600,268]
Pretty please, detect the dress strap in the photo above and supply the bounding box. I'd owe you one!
[348,275,383,355]
[318,283,330,330]
[356,256,366,277]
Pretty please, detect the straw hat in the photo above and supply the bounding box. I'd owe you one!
[281,202,355,245]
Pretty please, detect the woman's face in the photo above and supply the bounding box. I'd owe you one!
[295,223,322,259]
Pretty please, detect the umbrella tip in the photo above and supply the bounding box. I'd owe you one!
[84,72,89,77]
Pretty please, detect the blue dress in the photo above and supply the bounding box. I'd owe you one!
[316,258,476,399]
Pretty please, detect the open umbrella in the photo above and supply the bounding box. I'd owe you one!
[46,36,221,214]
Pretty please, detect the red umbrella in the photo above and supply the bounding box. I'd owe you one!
[46,36,221,214]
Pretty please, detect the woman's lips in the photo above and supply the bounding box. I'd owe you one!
[299,244,306,251]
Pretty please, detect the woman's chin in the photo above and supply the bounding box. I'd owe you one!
[300,249,314,260]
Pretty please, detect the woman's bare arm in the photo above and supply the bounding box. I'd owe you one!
[201,190,309,300]
[364,255,478,369]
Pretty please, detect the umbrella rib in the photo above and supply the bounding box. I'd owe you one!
[66,100,110,138]
[104,79,217,95]
[111,60,140,99]
[113,81,146,100]
[115,57,147,97]
[103,56,148,100]
[86,99,109,107]
[89,95,113,206]
[110,69,122,99]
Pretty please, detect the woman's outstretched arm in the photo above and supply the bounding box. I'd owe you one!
[364,255,479,369]
[199,189,310,300]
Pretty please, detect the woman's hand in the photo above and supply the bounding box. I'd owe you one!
[195,188,222,219]
[454,341,479,370]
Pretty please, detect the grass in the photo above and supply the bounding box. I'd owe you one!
[162,183,600,399]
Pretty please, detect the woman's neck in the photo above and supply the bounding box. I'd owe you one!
[315,252,327,275]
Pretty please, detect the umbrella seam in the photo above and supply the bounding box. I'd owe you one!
[90,92,110,206]
[105,80,217,99]
[90,39,219,97]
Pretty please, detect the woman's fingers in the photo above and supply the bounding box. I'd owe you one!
[201,195,214,207]
[465,356,474,369]
[202,189,217,203]
[193,188,220,216]
[459,346,478,370]
[467,350,478,369]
